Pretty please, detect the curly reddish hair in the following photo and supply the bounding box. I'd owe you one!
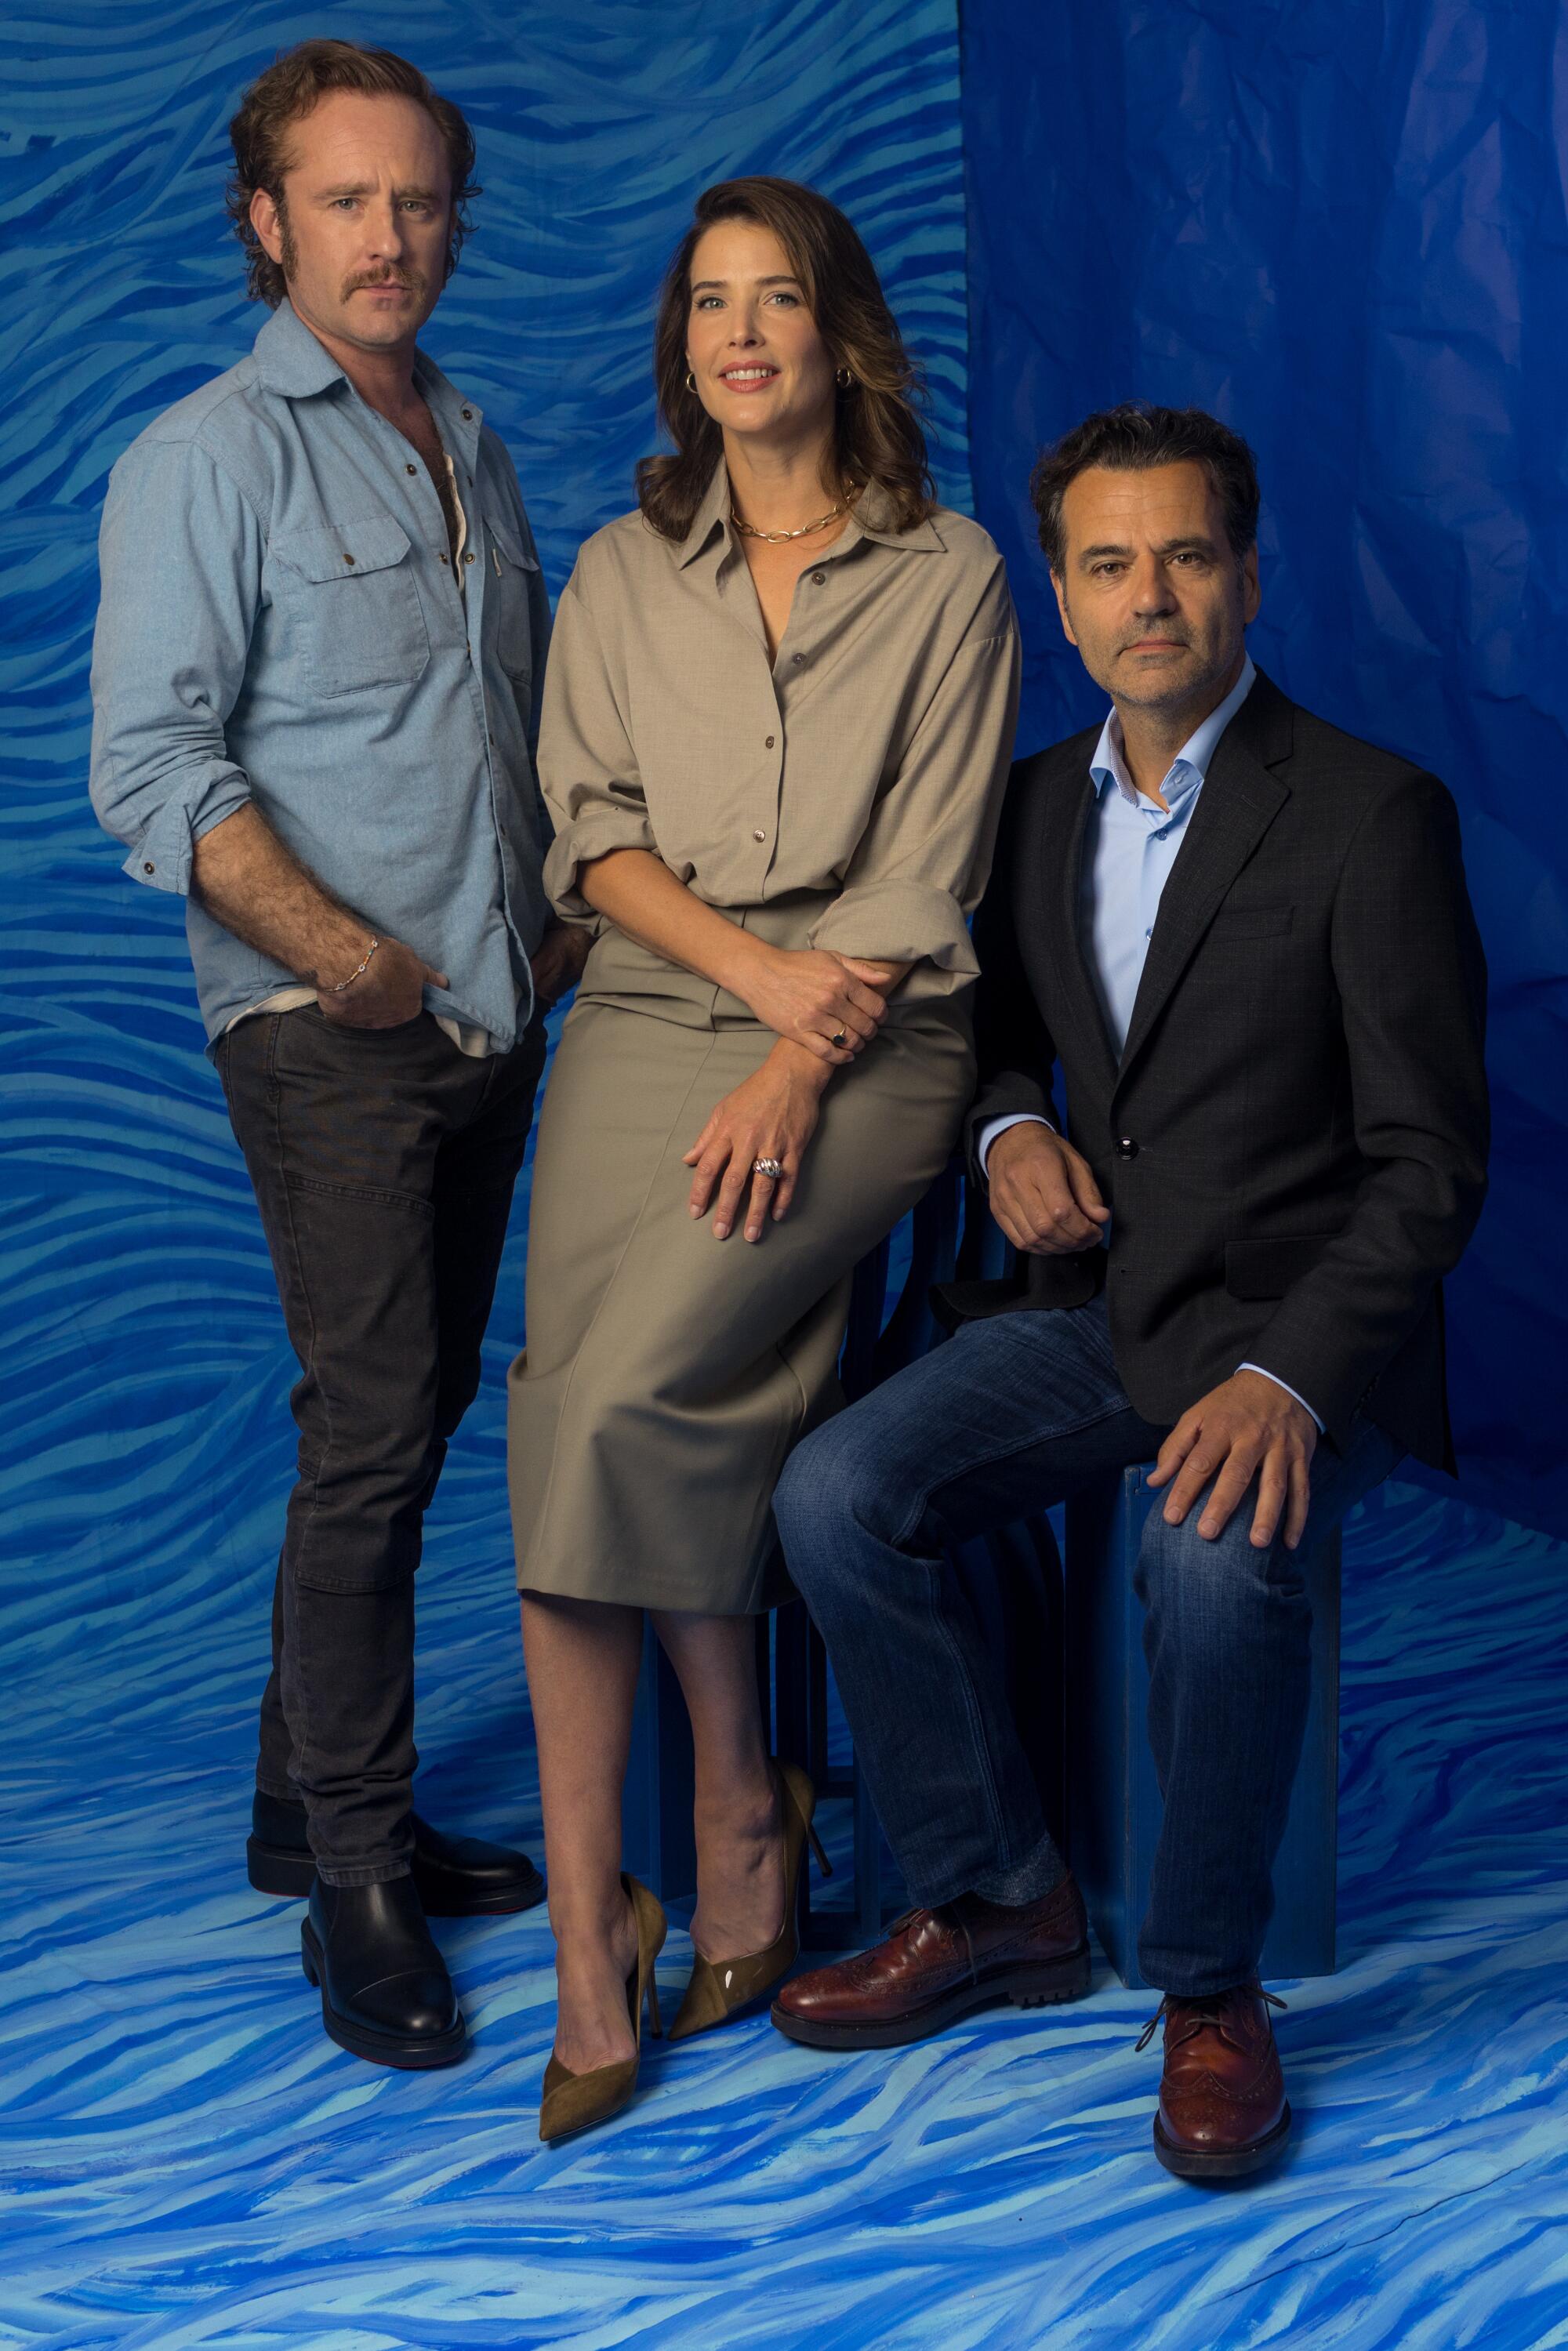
[226,38,480,307]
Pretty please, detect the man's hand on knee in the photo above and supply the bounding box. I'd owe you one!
[987,1124,1110,1255]
[1147,1371,1318,1550]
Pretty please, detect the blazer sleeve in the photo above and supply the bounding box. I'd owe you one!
[963,763,1066,1185]
[1243,769,1490,1447]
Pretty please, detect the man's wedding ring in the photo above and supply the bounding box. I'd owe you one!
[753,1156,785,1180]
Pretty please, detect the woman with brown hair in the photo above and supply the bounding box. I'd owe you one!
[508,176,1020,2140]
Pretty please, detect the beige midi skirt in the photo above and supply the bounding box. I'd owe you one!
[506,909,975,1615]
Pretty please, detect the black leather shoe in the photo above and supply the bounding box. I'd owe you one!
[301,1875,467,2069]
[249,1790,545,1915]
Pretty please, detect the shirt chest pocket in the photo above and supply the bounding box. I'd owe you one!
[270,517,430,698]
[484,512,539,682]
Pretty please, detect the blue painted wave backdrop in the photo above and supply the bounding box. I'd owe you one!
[4,5,1567,2349]
[961,0,1567,1540]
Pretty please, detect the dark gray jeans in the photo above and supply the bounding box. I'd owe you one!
[217,1005,546,1885]
[773,1293,1399,1994]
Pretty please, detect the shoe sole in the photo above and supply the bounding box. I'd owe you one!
[300,1920,469,2070]
[1152,2102,1293,2180]
[769,1948,1091,2051]
[250,1837,546,1917]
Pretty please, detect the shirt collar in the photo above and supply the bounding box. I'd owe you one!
[674,459,947,572]
[1090,653,1258,811]
[252,299,482,455]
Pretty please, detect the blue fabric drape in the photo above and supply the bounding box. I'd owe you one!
[960,0,1566,1536]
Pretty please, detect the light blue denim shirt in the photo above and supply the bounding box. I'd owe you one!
[89,299,554,1053]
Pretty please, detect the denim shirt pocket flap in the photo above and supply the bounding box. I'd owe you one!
[270,517,429,695]
[271,516,415,582]
[1225,1231,1339,1300]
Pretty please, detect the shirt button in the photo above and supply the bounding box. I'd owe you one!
[811,571,826,586]
[1115,1137,1140,1159]
[143,861,154,874]
[405,463,417,475]
[791,653,806,666]
[438,553,449,564]
[342,552,356,565]
[463,551,475,564]
[764,735,775,749]
[461,407,474,420]
[753,829,766,843]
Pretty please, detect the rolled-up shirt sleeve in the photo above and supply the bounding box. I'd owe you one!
[808,564,1021,975]
[538,575,659,922]
[89,439,260,895]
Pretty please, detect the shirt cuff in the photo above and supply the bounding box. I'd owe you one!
[123,765,252,896]
[1239,1364,1324,1433]
[977,1112,1054,1179]
[541,802,659,921]
[808,881,978,976]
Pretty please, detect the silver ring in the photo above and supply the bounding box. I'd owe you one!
[753,1156,785,1180]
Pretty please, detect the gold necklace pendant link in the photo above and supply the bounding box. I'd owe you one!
[731,503,846,544]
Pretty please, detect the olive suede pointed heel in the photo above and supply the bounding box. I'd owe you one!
[668,1759,830,2043]
[539,1874,666,2144]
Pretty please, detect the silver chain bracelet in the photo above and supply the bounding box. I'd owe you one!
[328,935,380,992]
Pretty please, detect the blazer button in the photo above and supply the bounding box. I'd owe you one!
[1115,1136,1139,1159]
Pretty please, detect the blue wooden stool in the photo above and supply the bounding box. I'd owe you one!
[1064,1466,1341,1988]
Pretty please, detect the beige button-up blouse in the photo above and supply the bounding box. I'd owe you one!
[539,463,1022,1002]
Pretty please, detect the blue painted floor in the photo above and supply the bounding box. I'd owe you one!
[4,1405,1566,2347]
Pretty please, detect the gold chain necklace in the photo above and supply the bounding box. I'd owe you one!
[730,502,846,543]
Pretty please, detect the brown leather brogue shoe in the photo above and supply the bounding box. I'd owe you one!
[770,1870,1090,2050]
[1140,1983,1291,2179]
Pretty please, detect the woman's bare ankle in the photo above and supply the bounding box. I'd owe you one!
[690,1778,787,1963]
[548,1883,641,2072]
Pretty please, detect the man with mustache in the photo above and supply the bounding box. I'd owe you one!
[771,404,1489,2177]
[90,40,585,2067]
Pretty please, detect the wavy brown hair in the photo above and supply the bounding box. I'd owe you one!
[636,177,935,541]
[226,39,480,307]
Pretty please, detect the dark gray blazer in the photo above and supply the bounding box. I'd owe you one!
[938,669,1490,1472]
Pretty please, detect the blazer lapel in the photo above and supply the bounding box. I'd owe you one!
[1035,759,1119,1092]
[1114,675,1294,1089]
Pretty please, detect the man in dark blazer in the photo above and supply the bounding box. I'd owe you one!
[768,403,1489,2179]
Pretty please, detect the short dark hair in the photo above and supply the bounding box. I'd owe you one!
[1029,402,1260,573]
[227,39,480,307]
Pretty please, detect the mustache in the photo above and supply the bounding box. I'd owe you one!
[343,267,426,296]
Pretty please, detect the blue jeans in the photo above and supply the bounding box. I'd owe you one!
[773,1294,1399,1994]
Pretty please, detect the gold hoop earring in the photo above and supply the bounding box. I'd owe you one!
[835,366,854,390]
[684,369,697,394]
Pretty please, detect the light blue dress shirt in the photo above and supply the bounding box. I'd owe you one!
[89,300,554,1054]
[978,657,1322,1426]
